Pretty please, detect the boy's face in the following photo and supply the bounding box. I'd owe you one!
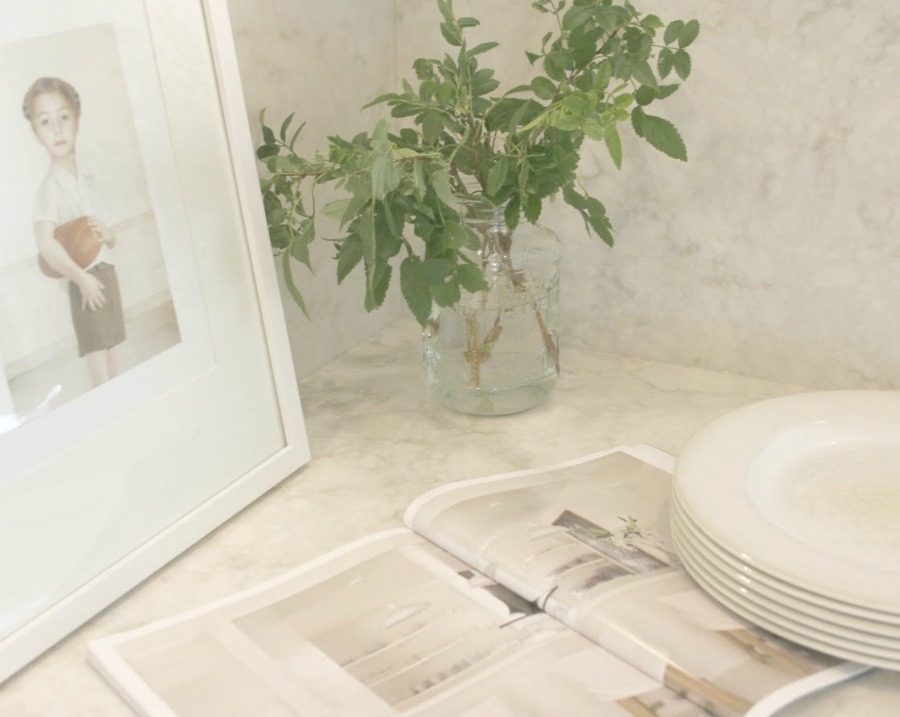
[30,91,78,162]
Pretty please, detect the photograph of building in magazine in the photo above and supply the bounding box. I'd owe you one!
[88,445,869,717]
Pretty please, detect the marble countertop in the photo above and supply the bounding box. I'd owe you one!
[2,319,898,715]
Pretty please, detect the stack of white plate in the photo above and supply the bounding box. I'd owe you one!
[671,390,900,670]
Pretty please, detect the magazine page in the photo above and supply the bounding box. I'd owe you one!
[89,528,715,717]
[403,445,867,717]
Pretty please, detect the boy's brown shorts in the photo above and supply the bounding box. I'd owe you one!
[69,262,126,357]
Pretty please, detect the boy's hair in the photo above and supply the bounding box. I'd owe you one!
[22,77,81,123]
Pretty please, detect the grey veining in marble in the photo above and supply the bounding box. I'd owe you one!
[1,320,898,715]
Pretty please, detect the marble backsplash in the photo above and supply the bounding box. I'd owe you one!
[228,0,900,389]
[225,0,405,377]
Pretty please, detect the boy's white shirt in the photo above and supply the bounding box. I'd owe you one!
[33,160,114,271]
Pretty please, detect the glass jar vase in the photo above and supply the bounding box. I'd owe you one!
[422,202,561,416]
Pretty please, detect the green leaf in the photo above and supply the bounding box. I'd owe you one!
[268,155,309,173]
[471,68,501,97]
[642,14,664,30]
[372,118,390,144]
[420,258,454,284]
[288,122,304,150]
[358,211,377,265]
[562,185,613,245]
[664,20,684,46]
[469,41,500,56]
[630,108,687,161]
[422,112,444,144]
[440,22,463,46]
[370,153,393,200]
[377,199,404,255]
[679,19,700,48]
[630,60,657,88]
[400,257,432,325]
[614,92,635,109]
[543,51,567,81]
[364,259,391,311]
[562,5,592,31]
[418,79,438,102]
[412,159,426,198]
[264,200,287,228]
[281,250,308,316]
[336,236,363,283]
[373,260,392,308]
[342,183,373,227]
[393,147,422,160]
[582,197,613,246]
[523,193,542,223]
[530,76,557,100]
[444,220,473,249]
[657,49,674,79]
[626,31,653,63]
[267,223,291,251]
[413,58,436,80]
[431,168,453,207]
[556,113,583,132]
[673,50,692,80]
[504,195,521,231]
[256,143,279,160]
[278,112,295,142]
[486,157,509,196]
[455,263,488,293]
[430,280,460,308]
[389,102,423,119]
[289,227,311,267]
[593,60,612,90]
[656,83,680,100]
[583,116,604,140]
[570,28,602,70]
[362,92,400,109]
[604,124,623,169]
[484,97,543,133]
[634,85,656,106]
[323,198,350,222]
[436,0,453,23]
[562,94,589,113]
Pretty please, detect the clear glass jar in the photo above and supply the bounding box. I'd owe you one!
[422,201,561,416]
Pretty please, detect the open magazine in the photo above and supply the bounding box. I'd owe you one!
[88,445,870,717]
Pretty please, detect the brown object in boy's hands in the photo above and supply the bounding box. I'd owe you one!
[39,215,101,278]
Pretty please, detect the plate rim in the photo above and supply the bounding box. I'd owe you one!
[671,517,900,644]
[671,493,900,624]
[673,530,900,670]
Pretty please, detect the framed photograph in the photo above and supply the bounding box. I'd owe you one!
[0,0,310,681]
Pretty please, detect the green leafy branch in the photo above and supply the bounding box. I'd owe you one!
[257,0,699,325]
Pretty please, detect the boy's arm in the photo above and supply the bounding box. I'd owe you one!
[35,220,106,311]
[88,217,116,248]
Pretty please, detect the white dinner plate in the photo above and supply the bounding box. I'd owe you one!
[672,529,900,670]
[671,494,900,627]
[670,514,900,646]
[674,391,900,614]
[672,525,900,657]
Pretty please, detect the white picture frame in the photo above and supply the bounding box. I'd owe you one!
[0,0,310,682]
